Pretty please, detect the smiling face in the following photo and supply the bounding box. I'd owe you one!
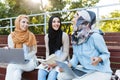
[52,17,60,31]
[19,18,29,31]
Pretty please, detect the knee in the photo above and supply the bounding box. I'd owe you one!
[38,69,48,78]
[7,64,15,69]
[57,72,74,80]
[47,70,58,80]
[49,70,58,76]
[14,70,22,80]
[6,64,16,73]
[57,73,63,80]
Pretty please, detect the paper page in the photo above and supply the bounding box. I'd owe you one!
[38,54,57,65]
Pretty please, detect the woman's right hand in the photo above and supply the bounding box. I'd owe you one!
[59,67,64,72]
[91,57,102,66]
[58,62,72,72]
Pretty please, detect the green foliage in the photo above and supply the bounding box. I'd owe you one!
[69,0,99,9]
[29,15,49,34]
[31,17,38,24]
[0,28,10,35]
[47,0,66,11]
[0,0,100,34]
[29,26,44,34]
[0,0,100,17]
[0,2,9,18]
[61,23,73,34]
[100,10,120,32]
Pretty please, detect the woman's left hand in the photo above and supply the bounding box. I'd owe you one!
[91,57,102,66]
[48,63,57,68]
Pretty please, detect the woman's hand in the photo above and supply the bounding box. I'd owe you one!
[58,67,63,72]
[48,63,57,68]
[91,57,102,66]
[58,62,72,72]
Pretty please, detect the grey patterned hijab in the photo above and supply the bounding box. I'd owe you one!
[71,10,96,45]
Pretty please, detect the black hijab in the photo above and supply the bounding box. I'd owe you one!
[48,16,63,55]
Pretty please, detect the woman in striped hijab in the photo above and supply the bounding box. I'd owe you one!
[57,10,112,80]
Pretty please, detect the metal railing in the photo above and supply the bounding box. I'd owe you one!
[0,3,120,34]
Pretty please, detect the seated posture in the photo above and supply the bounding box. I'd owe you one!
[57,10,112,80]
[5,15,38,80]
[38,15,69,80]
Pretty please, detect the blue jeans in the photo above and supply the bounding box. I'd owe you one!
[38,69,58,80]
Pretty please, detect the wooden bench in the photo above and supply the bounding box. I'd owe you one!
[103,32,120,72]
[0,33,120,80]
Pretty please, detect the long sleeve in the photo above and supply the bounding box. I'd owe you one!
[60,32,69,61]
[25,45,37,60]
[8,34,14,48]
[92,33,110,63]
[8,34,37,60]
[45,34,49,59]
[70,52,79,67]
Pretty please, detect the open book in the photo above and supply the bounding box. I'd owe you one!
[36,54,57,71]
[37,54,57,65]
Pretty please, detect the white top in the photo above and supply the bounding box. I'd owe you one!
[45,32,69,61]
[8,34,37,60]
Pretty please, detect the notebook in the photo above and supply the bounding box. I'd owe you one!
[38,54,57,65]
[0,48,29,64]
[56,61,88,78]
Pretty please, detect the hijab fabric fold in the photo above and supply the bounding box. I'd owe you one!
[11,15,36,48]
[71,10,96,45]
[48,16,63,55]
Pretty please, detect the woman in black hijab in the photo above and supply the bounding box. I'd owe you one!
[38,15,69,80]
[48,16,63,55]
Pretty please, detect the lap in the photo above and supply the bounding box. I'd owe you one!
[73,71,112,80]
[57,71,74,80]
[7,59,37,72]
